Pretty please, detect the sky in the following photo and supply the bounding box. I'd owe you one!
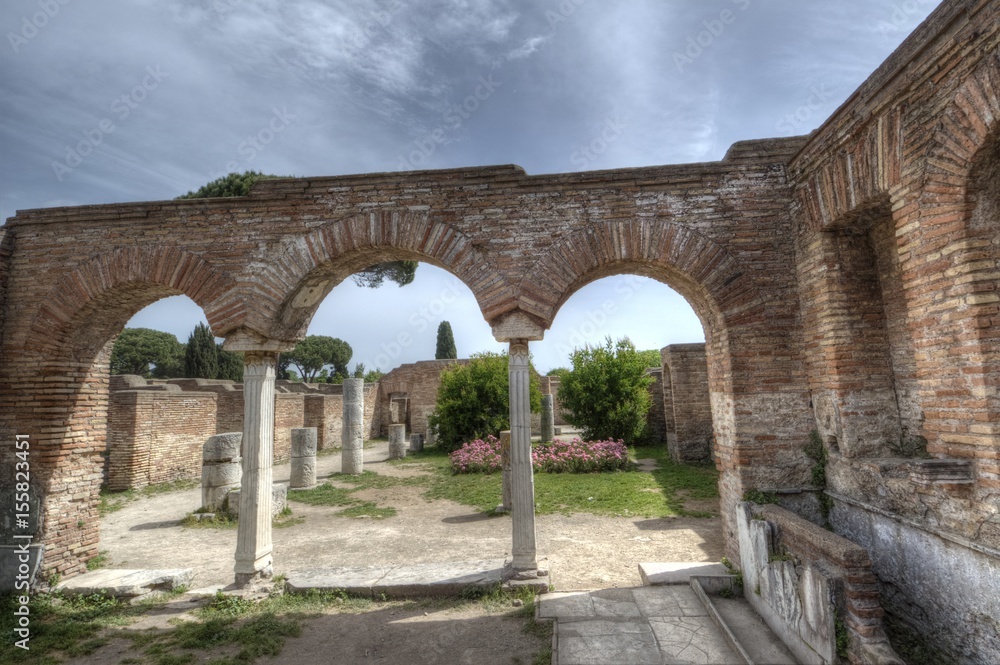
[0,0,941,373]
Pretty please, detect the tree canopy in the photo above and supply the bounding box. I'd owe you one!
[110,328,184,378]
[558,336,653,445]
[184,323,219,379]
[428,352,541,453]
[282,335,352,383]
[177,171,418,288]
[435,321,457,359]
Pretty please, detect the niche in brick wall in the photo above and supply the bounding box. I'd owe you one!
[822,199,919,457]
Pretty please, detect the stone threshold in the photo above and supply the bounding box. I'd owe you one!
[285,558,551,599]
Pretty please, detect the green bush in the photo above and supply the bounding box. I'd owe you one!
[428,352,541,453]
[558,336,653,445]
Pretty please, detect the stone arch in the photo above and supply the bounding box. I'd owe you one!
[911,51,1000,462]
[795,109,903,232]
[24,244,241,359]
[8,245,237,576]
[249,210,517,342]
[518,219,813,559]
[518,220,765,387]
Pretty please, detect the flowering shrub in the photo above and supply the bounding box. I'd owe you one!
[449,436,630,474]
[449,435,503,474]
[533,438,630,474]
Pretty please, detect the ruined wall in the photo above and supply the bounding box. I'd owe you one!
[662,344,712,461]
[104,376,373,490]
[376,360,464,437]
[105,379,217,491]
[645,369,667,443]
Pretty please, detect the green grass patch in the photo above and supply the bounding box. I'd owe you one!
[396,444,719,518]
[287,473,416,519]
[0,589,185,664]
[86,550,111,571]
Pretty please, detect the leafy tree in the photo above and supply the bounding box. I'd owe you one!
[216,345,244,382]
[637,349,664,369]
[184,323,219,379]
[547,367,571,381]
[558,336,653,445]
[283,335,352,383]
[364,368,384,382]
[176,171,418,288]
[428,352,541,453]
[435,321,457,359]
[110,328,184,378]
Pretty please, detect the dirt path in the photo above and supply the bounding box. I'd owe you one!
[83,442,724,664]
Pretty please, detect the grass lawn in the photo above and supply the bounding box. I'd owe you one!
[393,444,719,518]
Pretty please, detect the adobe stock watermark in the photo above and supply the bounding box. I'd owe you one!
[51,65,169,182]
[395,74,501,171]
[7,0,72,54]
[553,275,647,358]
[775,84,834,135]
[545,0,589,28]
[673,0,751,73]
[570,116,627,169]
[877,0,935,41]
[366,277,467,370]
[208,107,296,181]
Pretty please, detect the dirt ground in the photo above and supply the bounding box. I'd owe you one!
[77,442,724,664]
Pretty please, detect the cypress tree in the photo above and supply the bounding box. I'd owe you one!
[185,323,219,379]
[435,321,457,359]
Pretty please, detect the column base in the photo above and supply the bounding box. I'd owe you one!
[504,558,551,593]
[234,558,273,587]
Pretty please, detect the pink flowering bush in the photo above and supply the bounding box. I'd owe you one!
[449,435,503,474]
[449,436,630,474]
[532,438,630,474]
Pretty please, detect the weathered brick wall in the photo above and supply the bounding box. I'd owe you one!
[377,360,464,437]
[645,369,667,442]
[0,9,996,661]
[106,387,217,490]
[662,344,712,462]
[103,377,374,489]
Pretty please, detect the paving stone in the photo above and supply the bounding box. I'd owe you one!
[649,616,743,665]
[286,559,506,598]
[639,562,729,586]
[537,591,596,620]
[557,620,663,665]
[57,568,194,598]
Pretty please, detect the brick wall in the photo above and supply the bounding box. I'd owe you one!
[645,369,667,442]
[662,344,712,462]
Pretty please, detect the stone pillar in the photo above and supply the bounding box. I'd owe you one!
[508,341,537,571]
[540,395,554,443]
[235,351,277,584]
[409,433,424,453]
[290,427,317,489]
[342,378,365,474]
[202,432,242,511]
[499,430,512,512]
[388,424,407,460]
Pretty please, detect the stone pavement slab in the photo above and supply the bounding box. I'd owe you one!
[285,559,507,598]
[539,585,747,665]
[639,561,729,586]
[56,568,194,598]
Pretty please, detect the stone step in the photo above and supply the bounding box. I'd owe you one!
[56,568,194,599]
[285,559,512,598]
[639,561,729,585]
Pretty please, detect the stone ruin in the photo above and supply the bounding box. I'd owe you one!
[2,1,999,660]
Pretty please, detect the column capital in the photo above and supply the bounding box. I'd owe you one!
[492,311,546,343]
[222,327,297,353]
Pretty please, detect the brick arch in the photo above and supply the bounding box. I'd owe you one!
[795,109,903,231]
[920,51,1000,203]
[517,219,763,335]
[254,210,517,341]
[911,51,1000,458]
[24,245,241,358]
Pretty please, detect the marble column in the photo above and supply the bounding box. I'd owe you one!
[499,430,512,512]
[234,351,277,584]
[388,423,407,460]
[508,341,537,571]
[541,394,555,443]
[342,378,365,474]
